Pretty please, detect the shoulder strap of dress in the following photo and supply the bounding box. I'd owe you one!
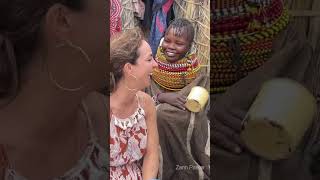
[81,101,98,142]
[136,94,143,109]
[135,93,142,109]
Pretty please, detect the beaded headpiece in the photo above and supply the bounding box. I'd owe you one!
[211,0,289,93]
[152,47,200,91]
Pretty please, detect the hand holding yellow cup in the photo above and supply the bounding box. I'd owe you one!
[185,86,209,112]
[241,78,316,160]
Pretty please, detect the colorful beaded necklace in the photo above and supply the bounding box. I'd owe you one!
[152,47,200,91]
[211,0,289,94]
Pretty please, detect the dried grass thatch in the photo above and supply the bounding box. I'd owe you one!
[173,0,211,73]
[120,0,139,31]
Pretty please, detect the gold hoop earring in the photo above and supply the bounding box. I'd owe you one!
[56,40,91,63]
[48,71,85,92]
[124,73,138,92]
[48,40,92,92]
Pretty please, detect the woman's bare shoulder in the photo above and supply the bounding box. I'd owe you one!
[137,91,154,105]
[137,91,155,117]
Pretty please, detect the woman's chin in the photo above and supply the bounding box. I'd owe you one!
[144,82,150,89]
[142,79,151,89]
[166,56,179,63]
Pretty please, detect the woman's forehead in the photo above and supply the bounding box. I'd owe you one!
[140,41,152,54]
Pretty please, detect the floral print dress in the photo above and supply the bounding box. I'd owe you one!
[110,95,148,180]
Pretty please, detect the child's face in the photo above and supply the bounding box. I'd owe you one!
[162,28,191,63]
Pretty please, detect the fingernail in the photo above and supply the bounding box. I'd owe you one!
[235,147,241,154]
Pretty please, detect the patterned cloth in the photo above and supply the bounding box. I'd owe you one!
[110,95,148,180]
[149,0,174,55]
[110,0,122,37]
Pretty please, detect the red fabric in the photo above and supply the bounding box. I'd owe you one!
[110,0,122,36]
[110,107,147,180]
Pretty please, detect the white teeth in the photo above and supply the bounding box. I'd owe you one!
[166,52,175,57]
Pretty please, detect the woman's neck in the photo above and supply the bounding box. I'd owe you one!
[0,53,95,148]
[0,81,88,149]
[110,82,138,110]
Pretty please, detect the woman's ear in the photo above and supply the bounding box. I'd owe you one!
[45,4,73,42]
[123,63,133,76]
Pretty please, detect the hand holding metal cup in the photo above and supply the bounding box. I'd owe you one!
[185,86,209,112]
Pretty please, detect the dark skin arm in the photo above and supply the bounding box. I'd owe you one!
[211,101,246,154]
[157,92,187,110]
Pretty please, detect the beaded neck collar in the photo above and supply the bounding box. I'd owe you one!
[152,47,200,91]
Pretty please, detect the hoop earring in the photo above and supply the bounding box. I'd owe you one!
[48,40,92,92]
[56,40,91,63]
[48,71,85,92]
[124,73,138,92]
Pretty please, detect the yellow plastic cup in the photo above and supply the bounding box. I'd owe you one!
[241,78,316,160]
[185,86,209,112]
